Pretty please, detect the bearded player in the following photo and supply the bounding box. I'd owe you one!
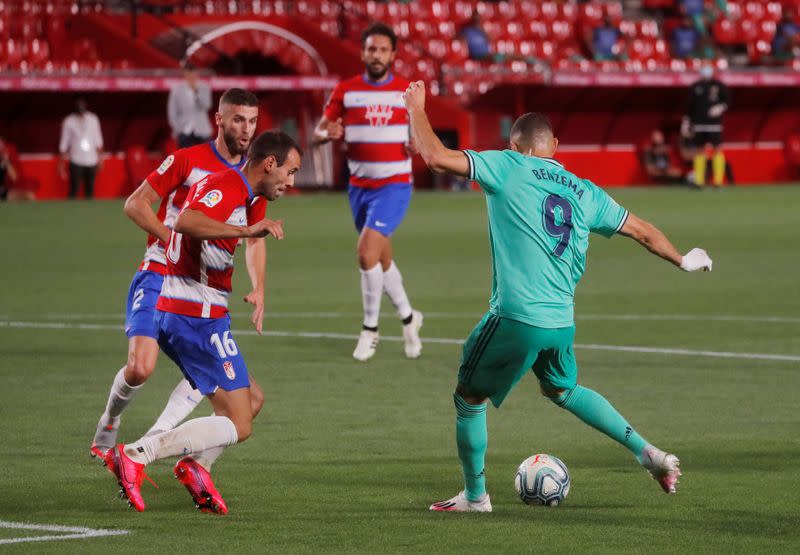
[104,131,301,514]
[313,22,422,362]
[90,89,267,467]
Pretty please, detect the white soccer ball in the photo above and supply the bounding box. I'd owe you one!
[514,454,571,506]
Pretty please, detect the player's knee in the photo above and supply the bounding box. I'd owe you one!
[455,384,487,406]
[125,358,155,386]
[357,249,379,270]
[540,383,567,402]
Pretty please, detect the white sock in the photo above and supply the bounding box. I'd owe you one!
[125,415,238,465]
[100,367,142,425]
[145,379,204,436]
[360,263,383,328]
[382,261,413,321]
[193,412,226,471]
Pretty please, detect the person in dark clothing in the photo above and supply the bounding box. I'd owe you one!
[686,65,730,187]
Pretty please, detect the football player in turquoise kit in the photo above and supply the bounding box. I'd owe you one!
[403,81,713,512]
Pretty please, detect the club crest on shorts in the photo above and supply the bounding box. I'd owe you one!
[199,189,223,208]
[223,360,236,380]
[156,154,174,175]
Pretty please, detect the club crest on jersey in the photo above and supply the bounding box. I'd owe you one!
[366,104,393,127]
[199,189,223,208]
[223,360,235,380]
[156,155,174,175]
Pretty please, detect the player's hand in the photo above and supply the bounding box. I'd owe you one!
[402,81,426,111]
[680,248,713,272]
[246,218,284,240]
[708,104,726,118]
[327,118,344,140]
[243,289,264,334]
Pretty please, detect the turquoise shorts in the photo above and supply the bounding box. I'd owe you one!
[458,312,578,408]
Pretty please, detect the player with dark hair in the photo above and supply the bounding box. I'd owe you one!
[687,65,730,188]
[104,130,302,513]
[90,88,265,465]
[403,81,713,512]
[313,22,423,362]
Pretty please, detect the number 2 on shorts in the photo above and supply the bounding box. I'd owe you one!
[210,331,239,358]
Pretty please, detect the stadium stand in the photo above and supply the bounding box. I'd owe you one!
[1,0,798,196]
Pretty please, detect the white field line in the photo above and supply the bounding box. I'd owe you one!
[0,521,128,545]
[37,311,800,324]
[2,320,799,363]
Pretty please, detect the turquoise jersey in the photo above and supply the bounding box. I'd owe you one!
[464,149,628,328]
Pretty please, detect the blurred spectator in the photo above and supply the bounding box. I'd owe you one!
[773,9,799,62]
[671,16,701,59]
[459,11,492,61]
[0,138,18,201]
[168,62,213,148]
[591,16,625,61]
[642,130,683,183]
[686,65,731,188]
[680,0,727,35]
[58,96,104,199]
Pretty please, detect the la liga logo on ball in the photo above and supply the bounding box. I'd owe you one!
[199,189,223,208]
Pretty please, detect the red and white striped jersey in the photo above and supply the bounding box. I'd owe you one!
[139,142,245,275]
[324,73,412,189]
[156,168,267,319]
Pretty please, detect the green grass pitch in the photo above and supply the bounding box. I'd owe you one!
[1,186,799,553]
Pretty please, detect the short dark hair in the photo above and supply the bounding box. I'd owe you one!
[361,22,397,51]
[510,112,553,148]
[247,130,302,166]
[220,88,259,108]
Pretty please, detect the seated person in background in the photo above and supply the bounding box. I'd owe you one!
[0,138,35,202]
[591,16,625,61]
[671,16,701,59]
[773,9,799,62]
[460,11,492,61]
[0,138,18,201]
[643,130,683,183]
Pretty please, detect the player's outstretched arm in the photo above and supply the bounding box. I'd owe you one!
[175,209,284,240]
[403,81,469,177]
[124,181,171,243]
[619,212,712,272]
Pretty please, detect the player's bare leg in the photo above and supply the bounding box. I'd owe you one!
[91,336,159,458]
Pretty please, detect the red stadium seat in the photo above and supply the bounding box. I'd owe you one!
[637,20,660,39]
[724,1,742,20]
[619,19,637,39]
[743,2,765,22]
[579,2,603,27]
[540,2,559,23]
[748,39,772,63]
[25,37,49,68]
[550,20,573,43]
[603,2,624,25]
[504,21,525,40]
[738,19,759,43]
[426,38,448,60]
[758,20,777,41]
[437,21,456,40]
[713,18,738,45]
[765,2,783,23]
[517,1,541,22]
[527,20,549,40]
[446,39,469,63]
[559,2,578,23]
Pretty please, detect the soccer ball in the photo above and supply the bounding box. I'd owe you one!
[514,454,570,506]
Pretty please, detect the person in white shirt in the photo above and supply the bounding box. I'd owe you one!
[168,62,213,148]
[59,96,104,199]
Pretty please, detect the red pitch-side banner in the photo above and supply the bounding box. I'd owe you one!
[551,69,800,87]
[0,75,341,91]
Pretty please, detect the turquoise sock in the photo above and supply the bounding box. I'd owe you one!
[454,393,487,501]
[554,385,648,463]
